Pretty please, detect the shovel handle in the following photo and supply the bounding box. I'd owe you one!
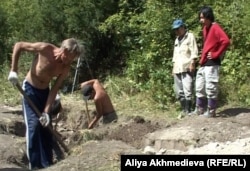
[85,100,91,124]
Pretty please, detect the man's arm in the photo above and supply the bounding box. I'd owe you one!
[43,70,69,114]
[88,98,103,129]
[211,25,230,58]
[189,33,199,60]
[80,79,98,89]
[8,42,52,85]
[189,34,199,72]
[10,42,51,72]
[88,114,102,129]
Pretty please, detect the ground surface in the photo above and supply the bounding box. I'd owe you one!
[0,104,250,170]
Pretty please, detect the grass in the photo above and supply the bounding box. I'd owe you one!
[0,70,179,124]
[64,85,177,128]
[1,67,247,125]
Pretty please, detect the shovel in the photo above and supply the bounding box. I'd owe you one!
[15,82,69,154]
[84,99,91,125]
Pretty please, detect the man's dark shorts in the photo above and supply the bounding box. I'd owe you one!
[102,111,118,124]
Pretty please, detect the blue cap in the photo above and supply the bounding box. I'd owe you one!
[172,19,185,29]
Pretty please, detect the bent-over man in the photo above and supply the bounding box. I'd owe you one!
[80,79,118,129]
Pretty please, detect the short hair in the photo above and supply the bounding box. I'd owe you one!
[61,38,84,57]
[198,6,215,22]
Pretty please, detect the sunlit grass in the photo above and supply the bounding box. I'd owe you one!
[1,66,247,125]
[0,71,196,125]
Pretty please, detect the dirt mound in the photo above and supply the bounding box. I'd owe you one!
[1,105,250,170]
[103,116,163,149]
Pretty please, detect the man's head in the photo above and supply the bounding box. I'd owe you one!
[60,38,84,64]
[82,85,94,101]
[198,6,214,26]
[172,19,186,36]
[172,19,185,30]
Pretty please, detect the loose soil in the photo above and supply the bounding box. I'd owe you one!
[1,104,250,170]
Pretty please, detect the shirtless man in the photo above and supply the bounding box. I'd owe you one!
[80,79,118,129]
[8,38,83,170]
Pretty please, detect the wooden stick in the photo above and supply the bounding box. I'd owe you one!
[85,100,91,124]
[15,83,69,153]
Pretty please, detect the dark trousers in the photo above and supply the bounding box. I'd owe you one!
[22,80,53,169]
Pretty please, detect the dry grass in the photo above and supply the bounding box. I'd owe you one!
[61,78,178,128]
[1,73,179,125]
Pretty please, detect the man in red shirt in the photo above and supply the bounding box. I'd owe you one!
[194,6,230,117]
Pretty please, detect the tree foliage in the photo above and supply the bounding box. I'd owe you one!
[1,0,250,106]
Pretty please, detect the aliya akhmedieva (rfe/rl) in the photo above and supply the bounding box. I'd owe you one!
[124,158,205,168]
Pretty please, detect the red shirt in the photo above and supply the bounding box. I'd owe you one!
[200,22,230,65]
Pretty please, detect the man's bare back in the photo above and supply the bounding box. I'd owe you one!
[93,81,115,115]
[81,79,118,129]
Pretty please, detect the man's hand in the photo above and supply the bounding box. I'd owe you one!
[207,52,212,59]
[39,112,50,127]
[189,62,196,73]
[8,71,18,85]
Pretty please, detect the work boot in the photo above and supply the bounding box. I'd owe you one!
[190,106,205,115]
[189,107,198,115]
[203,98,217,117]
[190,97,206,115]
[179,98,186,112]
[203,108,216,117]
[185,100,192,114]
[177,98,187,119]
[208,98,217,109]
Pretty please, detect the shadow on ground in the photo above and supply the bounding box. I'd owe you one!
[218,107,250,117]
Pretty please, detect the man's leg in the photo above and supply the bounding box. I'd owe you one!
[173,74,186,114]
[204,98,217,117]
[23,80,52,169]
[23,99,42,169]
[203,66,220,117]
[182,72,194,114]
[192,67,207,115]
